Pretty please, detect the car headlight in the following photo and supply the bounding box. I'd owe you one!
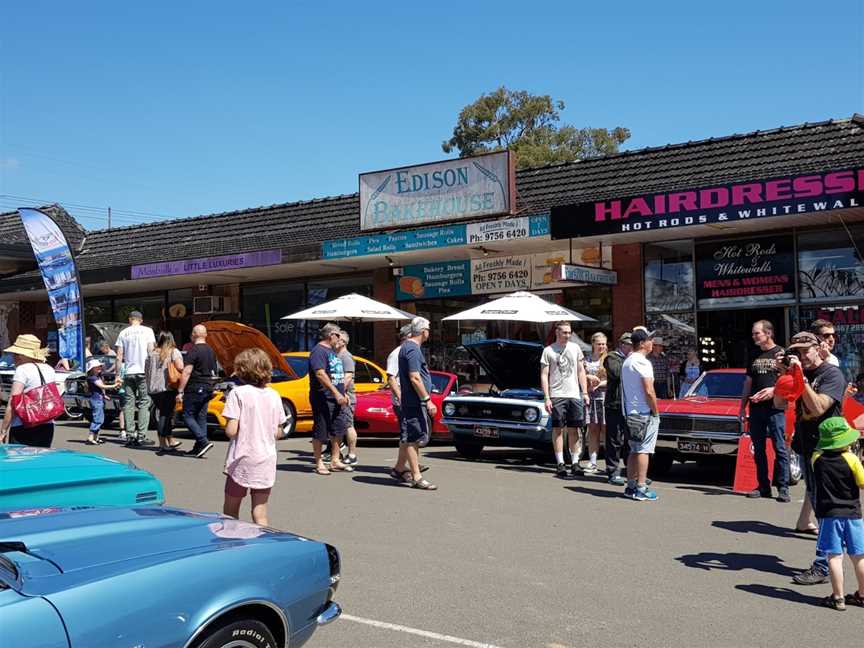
[443,402,456,416]
[524,408,539,422]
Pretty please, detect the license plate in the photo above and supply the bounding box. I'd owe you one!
[677,439,712,453]
[474,426,499,438]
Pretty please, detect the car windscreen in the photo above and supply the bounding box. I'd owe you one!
[689,373,746,398]
[284,356,308,378]
[430,374,450,394]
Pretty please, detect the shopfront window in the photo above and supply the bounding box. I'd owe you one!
[84,298,112,324]
[241,283,305,352]
[798,303,863,382]
[307,276,374,356]
[562,286,612,344]
[798,226,864,303]
[644,241,695,313]
[113,295,165,329]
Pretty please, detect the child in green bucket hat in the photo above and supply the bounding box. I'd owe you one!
[811,416,864,610]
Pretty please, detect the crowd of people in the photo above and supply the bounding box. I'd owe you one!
[1,309,861,610]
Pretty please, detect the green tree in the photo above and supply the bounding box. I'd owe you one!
[442,87,630,168]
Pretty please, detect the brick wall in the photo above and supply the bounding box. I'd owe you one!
[611,243,644,339]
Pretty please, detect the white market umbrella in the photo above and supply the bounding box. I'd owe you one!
[281,293,412,322]
[442,291,596,323]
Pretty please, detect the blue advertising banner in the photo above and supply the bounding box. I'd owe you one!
[18,208,85,368]
[395,261,471,300]
[323,213,550,260]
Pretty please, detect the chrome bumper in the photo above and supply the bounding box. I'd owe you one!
[317,602,341,626]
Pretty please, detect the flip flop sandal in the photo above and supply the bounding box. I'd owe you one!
[314,467,332,476]
[411,478,438,491]
[822,595,846,611]
[389,469,413,482]
[85,438,98,445]
[330,465,355,472]
[845,592,864,607]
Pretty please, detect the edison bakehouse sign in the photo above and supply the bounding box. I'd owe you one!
[360,151,514,231]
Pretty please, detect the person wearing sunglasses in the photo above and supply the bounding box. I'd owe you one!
[811,319,840,368]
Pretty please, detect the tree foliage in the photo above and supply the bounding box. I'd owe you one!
[442,87,630,169]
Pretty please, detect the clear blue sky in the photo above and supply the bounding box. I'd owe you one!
[1,1,862,230]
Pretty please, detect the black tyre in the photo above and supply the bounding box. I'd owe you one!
[63,404,84,420]
[648,452,674,478]
[454,439,484,460]
[193,618,277,648]
[281,400,296,438]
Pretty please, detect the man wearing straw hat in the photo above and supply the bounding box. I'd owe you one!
[0,334,58,447]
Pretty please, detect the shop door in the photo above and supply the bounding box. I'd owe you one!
[696,307,788,369]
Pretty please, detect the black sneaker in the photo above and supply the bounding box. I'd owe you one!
[793,566,830,585]
[746,488,771,499]
[189,441,214,458]
[137,437,155,447]
[571,463,583,477]
[776,488,791,503]
[556,463,568,478]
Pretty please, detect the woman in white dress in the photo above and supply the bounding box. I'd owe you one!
[583,332,608,474]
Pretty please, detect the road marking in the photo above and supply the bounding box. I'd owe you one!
[341,614,506,648]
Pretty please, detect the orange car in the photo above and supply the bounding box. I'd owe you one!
[192,321,386,436]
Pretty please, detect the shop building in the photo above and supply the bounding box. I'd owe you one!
[0,116,862,383]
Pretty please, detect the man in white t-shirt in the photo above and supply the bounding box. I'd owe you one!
[115,311,156,446]
[540,321,589,478]
[620,328,659,501]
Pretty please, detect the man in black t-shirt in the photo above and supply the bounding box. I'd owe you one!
[740,319,790,502]
[177,324,218,458]
[774,330,849,585]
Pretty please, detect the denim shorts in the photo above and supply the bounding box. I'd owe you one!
[627,414,660,454]
[817,517,864,556]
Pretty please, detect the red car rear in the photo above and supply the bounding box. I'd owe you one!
[353,371,458,441]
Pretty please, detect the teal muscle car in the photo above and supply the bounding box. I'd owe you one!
[0,445,164,509]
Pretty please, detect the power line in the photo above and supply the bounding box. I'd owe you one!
[0,193,178,225]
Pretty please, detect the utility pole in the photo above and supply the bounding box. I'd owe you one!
[108,206,111,230]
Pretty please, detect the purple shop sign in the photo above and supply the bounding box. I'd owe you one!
[131,250,283,279]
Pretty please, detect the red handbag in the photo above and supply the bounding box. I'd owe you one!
[11,365,65,428]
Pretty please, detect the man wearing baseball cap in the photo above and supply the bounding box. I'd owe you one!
[620,328,659,501]
[115,310,156,446]
[774,331,848,585]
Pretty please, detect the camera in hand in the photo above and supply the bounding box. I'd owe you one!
[781,350,796,366]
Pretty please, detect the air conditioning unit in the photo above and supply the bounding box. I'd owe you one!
[193,296,226,314]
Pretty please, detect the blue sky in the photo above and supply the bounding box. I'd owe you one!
[1,1,861,230]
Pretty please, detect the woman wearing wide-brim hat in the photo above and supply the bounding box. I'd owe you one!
[0,334,58,447]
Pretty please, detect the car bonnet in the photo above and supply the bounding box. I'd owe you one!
[201,321,295,377]
[0,507,306,586]
[464,339,543,391]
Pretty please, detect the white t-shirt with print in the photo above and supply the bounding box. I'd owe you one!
[115,324,156,374]
[621,352,654,416]
[540,341,584,399]
[10,362,57,427]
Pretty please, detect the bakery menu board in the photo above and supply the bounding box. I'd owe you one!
[696,236,795,308]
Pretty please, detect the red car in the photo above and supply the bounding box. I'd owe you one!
[353,371,459,441]
[654,368,862,477]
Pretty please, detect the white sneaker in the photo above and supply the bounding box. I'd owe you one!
[118,432,128,442]
[583,464,600,474]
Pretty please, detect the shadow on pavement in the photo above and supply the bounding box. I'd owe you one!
[735,584,825,607]
[675,485,735,496]
[712,520,808,540]
[565,485,627,499]
[352,475,411,489]
[676,551,796,576]
[495,464,556,475]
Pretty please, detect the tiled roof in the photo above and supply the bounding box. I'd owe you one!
[0,204,87,250]
[1,114,863,279]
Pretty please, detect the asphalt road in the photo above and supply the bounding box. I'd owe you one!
[51,422,862,648]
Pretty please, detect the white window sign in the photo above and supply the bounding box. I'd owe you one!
[466,217,530,244]
[470,255,531,294]
[360,151,513,231]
